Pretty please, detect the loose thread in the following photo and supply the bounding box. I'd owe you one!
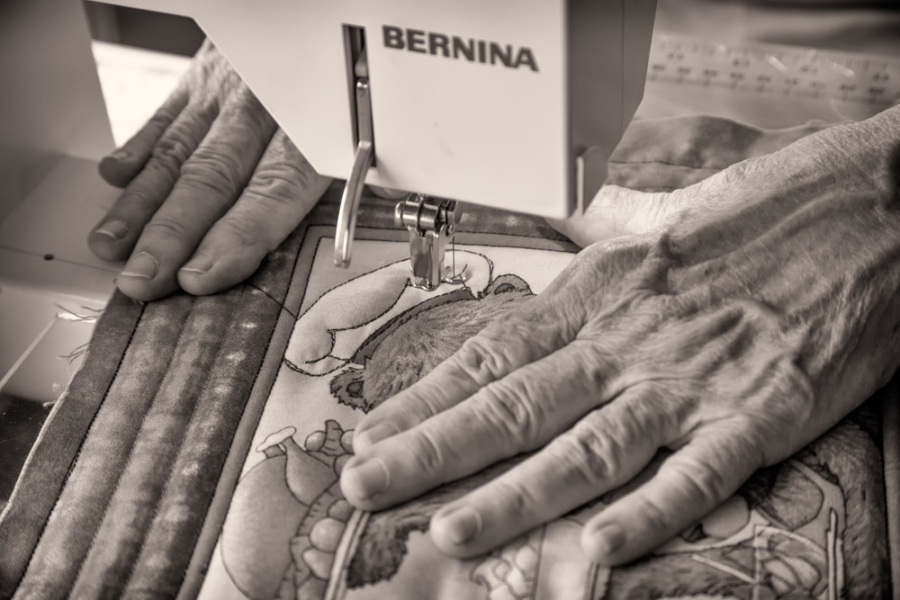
[247,284,298,320]
[55,303,103,323]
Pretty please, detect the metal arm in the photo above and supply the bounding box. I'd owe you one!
[334,50,373,268]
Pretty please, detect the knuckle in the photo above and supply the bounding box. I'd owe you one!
[409,431,447,479]
[634,494,673,535]
[143,214,192,242]
[120,185,165,215]
[618,385,678,440]
[554,425,620,486]
[454,336,512,387]
[212,216,271,253]
[147,110,177,132]
[179,171,235,199]
[475,384,542,450]
[180,144,246,197]
[493,479,537,521]
[414,392,452,424]
[570,342,615,391]
[671,457,731,507]
[144,151,182,185]
[151,133,194,173]
[247,161,316,203]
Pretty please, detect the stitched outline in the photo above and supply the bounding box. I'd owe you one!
[246,283,298,320]
[167,224,315,597]
[113,292,243,597]
[9,300,148,596]
[62,298,198,599]
[281,247,496,377]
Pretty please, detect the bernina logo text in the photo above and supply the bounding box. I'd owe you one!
[383,25,539,72]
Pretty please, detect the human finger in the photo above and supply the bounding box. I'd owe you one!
[116,90,276,301]
[581,427,763,565]
[178,130,332,295]
[97,82,190,188]
[351,294,582,452]
[88,104,217,263]
[428,383,678,557]
[341,343,617,511]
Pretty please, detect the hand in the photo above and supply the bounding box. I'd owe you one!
[339,107,900,564]
[89,40,331,301]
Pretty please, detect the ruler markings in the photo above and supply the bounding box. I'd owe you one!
[649,35,900,109]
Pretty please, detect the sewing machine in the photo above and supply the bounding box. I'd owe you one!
[83,0,658,290]
[5,0,897,418]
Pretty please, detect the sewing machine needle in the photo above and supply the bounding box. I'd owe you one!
[452,237,456,277]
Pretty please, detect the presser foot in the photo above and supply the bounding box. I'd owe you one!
[395,194,470,292]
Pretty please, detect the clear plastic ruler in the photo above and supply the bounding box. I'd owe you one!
[638,34,900,128]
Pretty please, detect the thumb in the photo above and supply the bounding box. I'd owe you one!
[547,185,676,248]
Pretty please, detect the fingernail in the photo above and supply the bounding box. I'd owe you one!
[180,254,214,275]
[94,218,128,240]
[589,522,626,559]
[354,423,399,451]
[120,252,159,280]
[436,506,482,545]
[343,459,390,500]
[107,149,131,162]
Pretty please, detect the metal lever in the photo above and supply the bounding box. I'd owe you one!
[395,194,470,291]
[335,50,373,268]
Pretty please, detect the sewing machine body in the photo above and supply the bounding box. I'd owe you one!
[99,0,656,220]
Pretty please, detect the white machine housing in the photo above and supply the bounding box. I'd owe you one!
[99,0,657,219]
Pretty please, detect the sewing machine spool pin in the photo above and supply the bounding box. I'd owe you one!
[395,194,470,291]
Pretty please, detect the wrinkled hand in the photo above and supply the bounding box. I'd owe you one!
[340,108,900,564]
[90,40,331,301]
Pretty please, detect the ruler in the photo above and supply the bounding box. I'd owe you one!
[638,34,900,128]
